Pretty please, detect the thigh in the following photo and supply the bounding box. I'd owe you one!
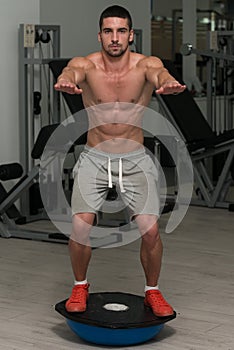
[121,154,160,218]
[71,152,109,215]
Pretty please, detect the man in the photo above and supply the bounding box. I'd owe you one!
[54,5,186,317]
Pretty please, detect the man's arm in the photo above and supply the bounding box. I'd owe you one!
[145,57,186,95]
[54,57,87,95]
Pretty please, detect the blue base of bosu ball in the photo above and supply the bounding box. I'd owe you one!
[55,292,176,346]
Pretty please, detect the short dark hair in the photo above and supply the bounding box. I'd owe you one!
[99,5,133,30]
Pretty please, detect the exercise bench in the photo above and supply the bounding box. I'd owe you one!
[157,59,234,210]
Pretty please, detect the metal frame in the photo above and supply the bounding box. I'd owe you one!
[171,9,230,61]
[157,92,234,210]
[181,33,234,133]
[130,29,143,53]
[18,24,61,218]
[0,161,122,247]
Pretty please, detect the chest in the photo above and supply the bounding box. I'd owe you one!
[85,68,146,102]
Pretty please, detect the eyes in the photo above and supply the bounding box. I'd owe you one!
[102,29,128,35]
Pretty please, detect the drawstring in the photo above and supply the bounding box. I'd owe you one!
[119,158,126,193]
[108,157,113,189]
[107,157,126,193]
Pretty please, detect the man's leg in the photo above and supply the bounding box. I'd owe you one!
[135,214,162,286]
[135,214,174,317]
[66,212,95,312]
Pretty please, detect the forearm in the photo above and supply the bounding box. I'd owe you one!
[54,63,85,94]
[57,57,86,86]
[156,68,178,88]
[155,67,186,95]
[145,57,185,95]
[57,67,78,84]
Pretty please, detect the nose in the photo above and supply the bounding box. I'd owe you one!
[111,31,119,43]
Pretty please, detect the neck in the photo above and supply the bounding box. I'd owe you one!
[101,50,131,73]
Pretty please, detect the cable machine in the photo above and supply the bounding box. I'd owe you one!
[180,30,234,134]
[18,24,61,218]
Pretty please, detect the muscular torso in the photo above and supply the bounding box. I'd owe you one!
[77,52,155,152]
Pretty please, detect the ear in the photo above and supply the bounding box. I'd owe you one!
[129,29,134,44]
[129,29,134,45]
[98,32,101,42]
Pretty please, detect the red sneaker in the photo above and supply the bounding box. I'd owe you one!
[144,290,174,317]
[65,283,89,312]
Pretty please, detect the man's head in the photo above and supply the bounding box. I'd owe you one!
[98,5,134,58]
[99,5,132,31]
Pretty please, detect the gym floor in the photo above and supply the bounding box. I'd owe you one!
[0,205,233,350]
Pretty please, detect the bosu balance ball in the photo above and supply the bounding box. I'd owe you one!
[55,292,176,346]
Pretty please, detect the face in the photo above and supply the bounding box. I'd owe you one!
[98,17,134,58]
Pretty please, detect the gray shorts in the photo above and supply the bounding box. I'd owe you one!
[71,145,160,219]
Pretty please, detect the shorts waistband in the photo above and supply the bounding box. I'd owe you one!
[83,145,146,160]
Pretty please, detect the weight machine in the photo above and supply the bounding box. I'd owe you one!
[18,24,62,219]
[181,31,234,134]
[156,32,234,209]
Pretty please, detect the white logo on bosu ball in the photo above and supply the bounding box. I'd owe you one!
[39,102,193,248]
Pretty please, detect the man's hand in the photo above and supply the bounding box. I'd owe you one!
[54,80,83,95]
[155,80,186,95]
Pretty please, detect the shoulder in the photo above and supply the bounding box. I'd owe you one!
[67,55,96,70]
[137,55,164,69]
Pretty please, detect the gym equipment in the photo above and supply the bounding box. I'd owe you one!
[0,124,122,246]
[180,42,234,62]
[180,35,234,133]
[0,164,26,225]
[18,24,61,218]
[171,9,233,62]
[0,124,62,240]
[130,29,143,53]
[33,91,42,115]
[157,59,234,210]
[55,292,176,346]
[0,163,23,181]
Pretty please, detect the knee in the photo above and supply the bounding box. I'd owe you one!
[73,213,95,229]
[70,213,95,244]
[141,222,160,245]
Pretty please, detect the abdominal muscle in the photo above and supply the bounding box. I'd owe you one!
[87,124,144,153]
[85,101,145,153]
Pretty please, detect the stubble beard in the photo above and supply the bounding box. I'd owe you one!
[103,44,129,58]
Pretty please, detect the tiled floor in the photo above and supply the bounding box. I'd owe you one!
[0,205,234,349]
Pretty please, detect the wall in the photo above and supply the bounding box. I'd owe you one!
[39,0,151,57]
[0,0,40,164]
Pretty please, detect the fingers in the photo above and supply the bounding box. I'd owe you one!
[54,82,83,95]
[156,82,186,95]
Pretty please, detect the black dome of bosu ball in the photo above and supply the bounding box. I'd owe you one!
[55,292,176,346]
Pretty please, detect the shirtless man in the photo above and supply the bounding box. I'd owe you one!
[54,5,186,317]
